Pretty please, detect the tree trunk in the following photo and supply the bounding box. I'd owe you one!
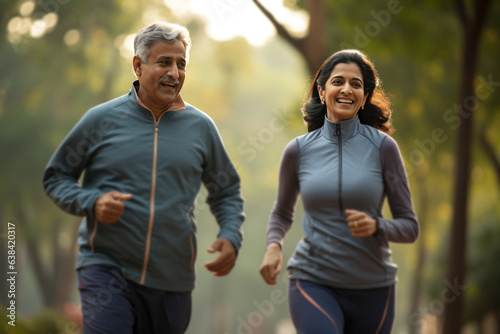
[479,125,500,187]
[26,235,54,307]
[99,46,121,104]
[443,1,492,333]
[24,213,80,309]
[252,0,327,76]
[52,219,80,310]
[408,171,429,334]
[303,0,326,74]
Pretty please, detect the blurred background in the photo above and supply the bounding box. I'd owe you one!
[0,0,499,333]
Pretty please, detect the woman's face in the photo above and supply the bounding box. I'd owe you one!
[317,62,368,123]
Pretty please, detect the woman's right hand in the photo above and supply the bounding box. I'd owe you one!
[259,243,283,285]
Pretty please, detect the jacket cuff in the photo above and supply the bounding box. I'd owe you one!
[217,228,243,254]
[78,189,104,221]
[266,239,283,250]
[373,218,386,237]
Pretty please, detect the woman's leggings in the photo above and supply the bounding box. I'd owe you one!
[288,280,395,334]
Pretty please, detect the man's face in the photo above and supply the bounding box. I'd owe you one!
[133,39,187,112]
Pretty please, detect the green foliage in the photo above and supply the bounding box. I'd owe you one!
[467,206,500,321]
[0,309,78,334]
[1,0,499,333]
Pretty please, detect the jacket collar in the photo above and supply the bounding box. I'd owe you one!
[130,80,185,115]
[321,115,360,141]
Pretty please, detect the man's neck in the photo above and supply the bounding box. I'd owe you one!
[133,85,185,119]
[136,91,171,119]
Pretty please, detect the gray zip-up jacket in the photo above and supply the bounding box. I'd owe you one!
[43,81,244,292]
[267,116,418,289]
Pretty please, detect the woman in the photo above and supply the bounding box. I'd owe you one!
[259,49,418,334]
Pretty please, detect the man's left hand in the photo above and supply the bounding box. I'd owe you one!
[204,238,237,276]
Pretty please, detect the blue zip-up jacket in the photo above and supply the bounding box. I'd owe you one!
[43,81,245,292]
[267,116,418,289]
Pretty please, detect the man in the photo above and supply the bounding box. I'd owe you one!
[43,22,245,333]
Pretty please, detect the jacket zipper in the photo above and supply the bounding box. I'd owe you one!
[90,219,98,251]
[140,114,165,285]
[336,123,344,216]
[189,234,195,267]
[309,123,344,258]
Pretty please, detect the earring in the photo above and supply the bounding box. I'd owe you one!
[321,99,325,104]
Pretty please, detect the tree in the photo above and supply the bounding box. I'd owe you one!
[252,0,326,75]
[467,207,500,332]
[479,123,500,187]
[408,168,430,334]
[443,0,492,332]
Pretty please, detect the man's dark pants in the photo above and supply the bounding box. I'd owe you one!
[78,265,191,334]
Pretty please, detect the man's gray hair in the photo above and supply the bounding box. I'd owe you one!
[134,22,191,63]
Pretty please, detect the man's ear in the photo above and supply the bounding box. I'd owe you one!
[133,56,142,78]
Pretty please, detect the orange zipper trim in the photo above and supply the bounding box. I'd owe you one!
[296,280,340,334]
[189,234,195,267]
[140,113,165,285]
[375,285,393,334]
[90,219,98,252]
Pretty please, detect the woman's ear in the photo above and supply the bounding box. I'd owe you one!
[317,85,325,104]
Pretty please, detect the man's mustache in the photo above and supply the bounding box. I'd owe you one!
[160,78,180,85]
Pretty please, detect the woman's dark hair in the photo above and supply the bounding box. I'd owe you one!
[302,49,393,134]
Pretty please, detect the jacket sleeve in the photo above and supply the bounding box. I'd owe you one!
[378,135,419,243]
[266,139,300,249]
[42,111,103,220]
[201,119,245,252]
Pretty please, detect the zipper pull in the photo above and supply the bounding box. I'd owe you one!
[336,123,341,137]
[155,121,159,133]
